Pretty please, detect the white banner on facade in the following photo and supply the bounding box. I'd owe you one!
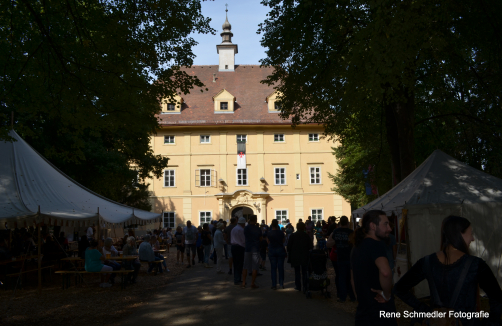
[237,152,246,169]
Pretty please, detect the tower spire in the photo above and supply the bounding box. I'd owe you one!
[217,4,238,71]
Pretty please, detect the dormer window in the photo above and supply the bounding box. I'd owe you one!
[274,102,282,111]
[213,89,235,114]
[266,91,283,113]
[161,95,183,114]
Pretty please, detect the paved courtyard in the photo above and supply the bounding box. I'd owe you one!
[122,257,355,326]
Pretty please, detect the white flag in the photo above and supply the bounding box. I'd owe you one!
[237,152,246,169]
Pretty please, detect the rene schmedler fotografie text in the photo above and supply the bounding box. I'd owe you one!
[380,311,490,320]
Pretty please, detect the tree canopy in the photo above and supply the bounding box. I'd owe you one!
[259,0,502,208]
[0,0,214,210]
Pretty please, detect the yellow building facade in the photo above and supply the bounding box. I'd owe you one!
[147,15,351,228]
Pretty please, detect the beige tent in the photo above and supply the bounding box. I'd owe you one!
[353,150,502,297]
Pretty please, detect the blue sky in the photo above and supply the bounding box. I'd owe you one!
[190,0,270,65]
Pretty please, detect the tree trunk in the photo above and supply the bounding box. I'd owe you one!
[385,87,415,184]
[385,103,402,184]
[394,89,415,180]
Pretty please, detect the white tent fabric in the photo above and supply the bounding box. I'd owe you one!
[0,130,161,227]
[353,150,502,217]
[352,150,502,297]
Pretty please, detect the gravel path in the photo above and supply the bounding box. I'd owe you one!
[121,257,355,326]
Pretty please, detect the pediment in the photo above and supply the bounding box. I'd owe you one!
[213,89,236,101]
[266,91,282,103]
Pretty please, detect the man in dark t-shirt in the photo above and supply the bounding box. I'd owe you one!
[332,216,355,302]
[242,215,262,288]
[351,210,396,326]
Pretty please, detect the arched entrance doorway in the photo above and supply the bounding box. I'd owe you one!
[231,206,254,221]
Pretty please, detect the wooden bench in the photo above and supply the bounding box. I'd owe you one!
[140,260,164,275]
[5,265,55,289]
[55,270,133,290]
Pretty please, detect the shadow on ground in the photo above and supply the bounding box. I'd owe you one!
[120,259,355,326]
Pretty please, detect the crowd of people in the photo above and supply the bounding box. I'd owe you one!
[2,211,501,326]
[152,211,502,326]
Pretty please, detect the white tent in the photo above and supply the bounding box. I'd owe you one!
[352,150,502,297]
[0,130,161,228]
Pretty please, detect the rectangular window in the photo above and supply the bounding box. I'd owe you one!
[237,168,248,186]
[274,102,281,111]
[310,167,321,184]
[275,210,288,225]
[309,133,319,142]
[274,134,285,142]
[311,209,323,223]
[164,135,175,144]
[200,169,211,187]
[274,167,286,185]
[200,211,212,225]
[167,103,175,111]
[195,169,216,187]
[164,170,175,187]
[220,102,228,110]
[163,212,175,228]
[200,135,210,143]
[236,134,247,143]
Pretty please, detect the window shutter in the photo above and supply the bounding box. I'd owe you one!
[211,169,216,187]
[195,169,200,187]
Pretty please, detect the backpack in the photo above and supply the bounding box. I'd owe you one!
[329,245,337,261]
[185,226,195,241]
[422,254,474,326]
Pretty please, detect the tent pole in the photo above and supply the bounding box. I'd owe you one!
[97,208,101,244]
[37,206,42,295]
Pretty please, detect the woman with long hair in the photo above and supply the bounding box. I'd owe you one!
[267,219,286,289]
[394,216,502,326]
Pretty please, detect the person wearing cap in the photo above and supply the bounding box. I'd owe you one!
[214,222,226,274]
[242,215,262,289]
[231,216,246,285]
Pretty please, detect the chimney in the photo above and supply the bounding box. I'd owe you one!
[213,73,216,82]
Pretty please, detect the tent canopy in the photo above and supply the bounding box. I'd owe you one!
[352,150,502,297]
[0,130,161,227]
[352,150,502,218]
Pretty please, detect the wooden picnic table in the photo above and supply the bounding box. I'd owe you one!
[65,249,79,257]
[112,255,139,261]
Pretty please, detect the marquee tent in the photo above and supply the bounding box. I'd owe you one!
[0,130,161,228]
[352,150,502,297]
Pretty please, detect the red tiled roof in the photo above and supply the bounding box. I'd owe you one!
[157,65,292,126]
